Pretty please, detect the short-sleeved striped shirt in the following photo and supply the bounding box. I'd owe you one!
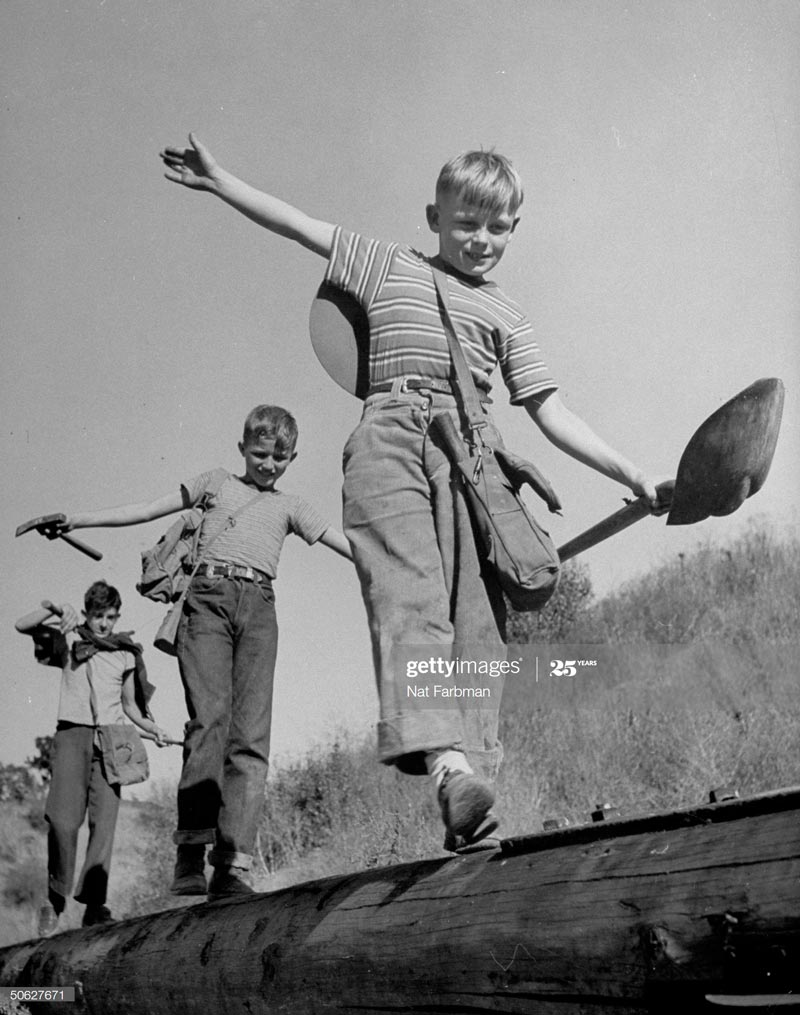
[324,227,557,405]
[182,472,330,579]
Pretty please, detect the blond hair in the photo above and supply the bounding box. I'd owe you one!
[435,150,524,214]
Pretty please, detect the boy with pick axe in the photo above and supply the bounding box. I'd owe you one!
[159,135,661,849]
[15,581,172,937]
[40,405,352,899]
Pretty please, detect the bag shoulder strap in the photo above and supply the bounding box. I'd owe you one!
[188,468,231,556]
[198,467,230,506]
[431,265,486,436]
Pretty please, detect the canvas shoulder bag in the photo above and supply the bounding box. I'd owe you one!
[429,265,562,612]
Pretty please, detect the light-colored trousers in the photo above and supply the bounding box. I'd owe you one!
[342,383,507,779]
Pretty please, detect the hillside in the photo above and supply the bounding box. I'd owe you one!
[2,524,798,947]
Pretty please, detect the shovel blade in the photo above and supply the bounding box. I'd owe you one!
[667,378,784,525]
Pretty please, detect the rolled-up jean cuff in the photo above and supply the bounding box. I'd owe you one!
[208,848,252,871]
[48,875,70,899]
[173,828,215,846]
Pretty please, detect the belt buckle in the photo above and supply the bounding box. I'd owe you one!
[399,377,413,394]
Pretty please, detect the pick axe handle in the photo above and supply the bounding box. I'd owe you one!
[140,731,185,747]
[557,480,674,563]
[59,532,104,562]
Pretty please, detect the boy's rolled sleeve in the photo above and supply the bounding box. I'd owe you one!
[496,319,558,406]
[181,468,229,508]
[290,497,331,546]
[325,226,398,311]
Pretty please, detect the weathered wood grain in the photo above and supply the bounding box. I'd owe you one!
[2,788,798,1014]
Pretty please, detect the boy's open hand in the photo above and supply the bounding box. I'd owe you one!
[160,133,220,190]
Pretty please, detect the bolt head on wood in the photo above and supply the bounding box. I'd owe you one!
[709,786,740,804]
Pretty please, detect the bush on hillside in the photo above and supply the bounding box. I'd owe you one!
[585,523,800,644]
[0,765,37,804]
[506,560,593,644]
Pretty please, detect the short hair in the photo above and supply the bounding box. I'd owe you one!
[84,580,121,615]
[242,405,298,451]
[436,150,524,215]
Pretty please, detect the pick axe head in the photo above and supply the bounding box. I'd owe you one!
[16,513,103,561]
[667,377,785,525]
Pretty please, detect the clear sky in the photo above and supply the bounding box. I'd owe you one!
[2,0,798,790]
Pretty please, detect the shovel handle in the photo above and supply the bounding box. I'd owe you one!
[557,480,674,563]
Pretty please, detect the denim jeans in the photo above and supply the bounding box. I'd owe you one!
[175,575,277,868]
[342,382,507,779]
[45,724,121,906]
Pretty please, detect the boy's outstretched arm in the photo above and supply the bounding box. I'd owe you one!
[55,491,186,534]
[160,133,336,258]
[317,527,353,561]
[27,493,184,546]
[524,391,660,507]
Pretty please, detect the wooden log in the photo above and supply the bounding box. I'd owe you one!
[2,787,799,1014]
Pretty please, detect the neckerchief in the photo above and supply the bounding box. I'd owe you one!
[72,626,156,718]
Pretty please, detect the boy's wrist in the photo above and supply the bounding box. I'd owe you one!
[209,166,238,198]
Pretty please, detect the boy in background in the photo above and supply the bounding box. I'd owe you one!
[16,580,170,936]
[48,405,352,898]
[159,135,660,848]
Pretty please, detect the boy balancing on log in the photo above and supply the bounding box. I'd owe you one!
[16,580,172,936]
[45,405,352,898]
[159,135,660,849]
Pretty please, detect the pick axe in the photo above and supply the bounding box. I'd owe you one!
[16,514,103,561]
[557,378,785,562]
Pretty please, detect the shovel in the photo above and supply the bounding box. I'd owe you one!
[557,378,785,563]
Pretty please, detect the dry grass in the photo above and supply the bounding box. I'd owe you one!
[1,523,798,944]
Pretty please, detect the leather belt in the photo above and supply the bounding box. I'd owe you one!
[367,377,491,400]
[194,563,272,584]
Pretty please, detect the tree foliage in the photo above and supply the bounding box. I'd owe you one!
[26,735,54,783]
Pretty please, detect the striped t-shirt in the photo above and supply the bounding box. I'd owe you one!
[182,472,330,578]
[324,227,557,405]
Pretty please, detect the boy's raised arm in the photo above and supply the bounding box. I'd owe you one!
[15,601,78,634]
[160,133,336,258]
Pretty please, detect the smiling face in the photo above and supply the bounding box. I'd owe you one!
[426,190,519,278]
[238,436,297,490]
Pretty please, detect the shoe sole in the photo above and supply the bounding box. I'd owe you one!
[170,878,208,896]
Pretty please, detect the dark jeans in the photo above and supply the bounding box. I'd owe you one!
[45,724,121,907]
[175,575,278,868]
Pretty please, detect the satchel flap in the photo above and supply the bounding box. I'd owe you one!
[493,446,562,514]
